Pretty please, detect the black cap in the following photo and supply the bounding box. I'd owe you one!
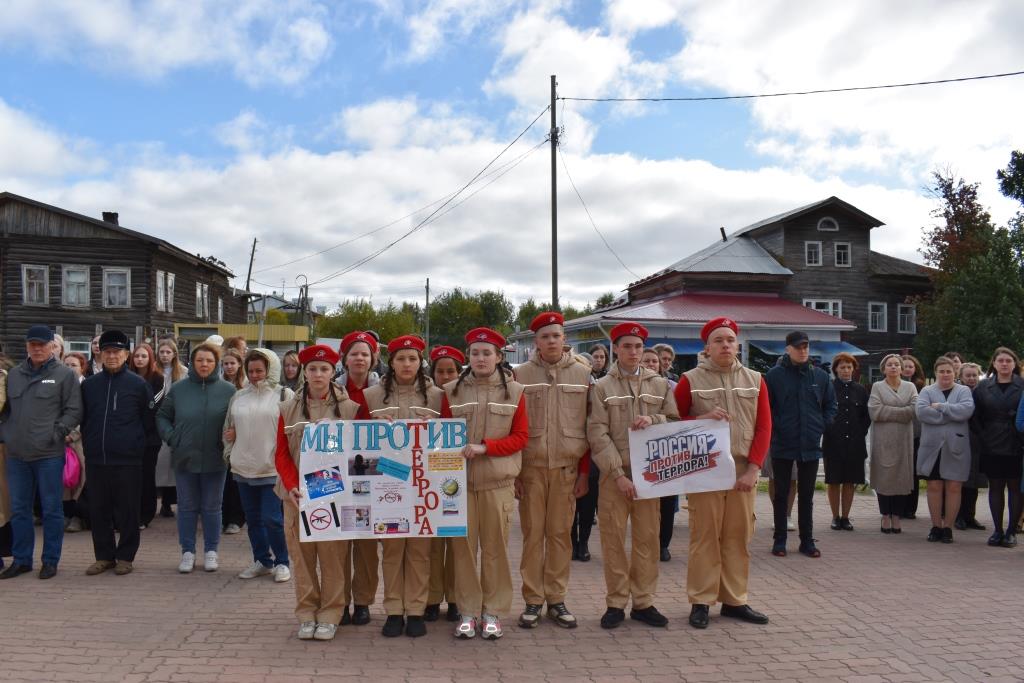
[98,330,130,351]
[26,325,54,343]
[785,330,809,347]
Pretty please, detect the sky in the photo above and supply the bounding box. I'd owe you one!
[1,0,1022,311]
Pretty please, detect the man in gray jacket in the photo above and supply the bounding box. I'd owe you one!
[0,325,82,580]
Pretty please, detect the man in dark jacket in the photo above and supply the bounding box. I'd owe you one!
[765,331,837,558]
[0,325,83,580]
[80,330,155,576]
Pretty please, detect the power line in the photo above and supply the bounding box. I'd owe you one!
[558,68,1024,102]
[557,145,639,279]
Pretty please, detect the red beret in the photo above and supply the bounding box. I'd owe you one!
[464,327,506,349]
[340,330,378,355]
[298,344,339,367]
[529,311,564,333]
[430,345,465,365]
[387,335,426,355]
[609,322,648,343]
[700,317,739,342]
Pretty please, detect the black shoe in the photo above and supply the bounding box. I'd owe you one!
[659,548,671,562]
[630,605,668,628]
[1001,532,1017,548]
[600,607,625,629]
[927,527,942,542]
[424,604,440,622]
[840,517,854,531]
[381,615,404,637]
[892,526,902,534]
[571,545,580,561]
[830,517,841,530]
[954,518,967,531]
[405,616,426,638]
[160,505,174,518]
[771,539,787,557]
[518,603,542,629]
[688,604,710,629]
[721,604,769,625]
[340,606,352,625]
[577,543,591,562]
[38,564,57,580]
[798,540,821,558]
[988,531,1004,546]
[0,564,31,580]
[966,518,986,530]
[880,526,892,535]
[446,603,460,622]
[941,527,954,544]
[902,513,916,520]
[352,605,371,625]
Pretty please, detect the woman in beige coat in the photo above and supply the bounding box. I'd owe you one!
[868,354,919,534]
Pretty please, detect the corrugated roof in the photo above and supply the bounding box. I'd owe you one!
[630,235,791,286]
[731,196,884,238]
[566,292,855,329]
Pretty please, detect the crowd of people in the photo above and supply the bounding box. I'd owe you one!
[0,314,1022,643]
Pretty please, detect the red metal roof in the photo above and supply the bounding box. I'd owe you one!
[568,292,854,328]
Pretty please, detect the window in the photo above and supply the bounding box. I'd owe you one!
[868,366,883,384]
[67,340,91,354]
[195,282,210,319]
[805,241,822,266]
[817,216,839,231]
[868,302,888,332]
[102,268,131,307]
[217,297,224,323]
[22,265,49,306]
[898,304,917,334]
[156,271,166,311]
[804,299,843,318]
[62,265,89,307]
[166,273,175,313]
[196,283,203,317]
[834,242,851,267]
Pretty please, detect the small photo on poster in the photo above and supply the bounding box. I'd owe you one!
[304,467,345,499]
[374,517,411,535]
[349,454,381,476]
[340,506,371,531]
[352,480,371,496]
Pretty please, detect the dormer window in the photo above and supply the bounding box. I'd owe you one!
[817,217,839,231]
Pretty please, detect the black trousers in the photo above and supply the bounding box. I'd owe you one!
[221,474,246,529]
[659,495,678,549]
[139,444,160,526]
[877,494,905,516]
[87,464,141,562]
[957,487,979,522]
[903,437,922,517]
[0,522,11,558]
[772,458,818,542]
[571,468,599,549]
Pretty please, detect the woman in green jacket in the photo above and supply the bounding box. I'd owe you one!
[156,342,237,574]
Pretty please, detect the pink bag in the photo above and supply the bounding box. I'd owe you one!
[63,446,81,490]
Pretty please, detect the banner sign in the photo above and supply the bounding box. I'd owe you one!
[628,419,735,498]
[298,419,468,542]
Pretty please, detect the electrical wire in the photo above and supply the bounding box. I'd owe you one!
[558,69,1024,102]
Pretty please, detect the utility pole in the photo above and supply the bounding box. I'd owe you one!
[424,277,431,347]
[550,74,559,311]
[244,238,258,322]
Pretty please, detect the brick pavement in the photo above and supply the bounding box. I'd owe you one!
[1,490,1022,683]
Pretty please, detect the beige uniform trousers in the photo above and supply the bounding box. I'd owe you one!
[598,474,659,610]
[283,503,350,624]
[452,485,515,618]
[519,464,576,604]
[381,538,431,616]
[687,486,756,606]
[344,539,379,606]
[427,538,456,605]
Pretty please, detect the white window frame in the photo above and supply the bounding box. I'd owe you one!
[868,302,888,332]
[102,267,131,308]
[834,241,851,268]
[804,298,843,318]
[817,216,839,231]
[156,270,166,312]
[22,264,49,306]
[217,296,224,323]
[61,265,90,308]
[166,273,175,313]
[898,304,917,334]
[805,241,823,267]
[196,282,204,318]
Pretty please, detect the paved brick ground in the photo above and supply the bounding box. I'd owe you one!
[1,489,1021,682]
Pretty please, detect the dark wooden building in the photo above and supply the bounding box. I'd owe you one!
[0,192,246,359]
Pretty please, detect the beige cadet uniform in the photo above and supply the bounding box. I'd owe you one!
[444,371,526,618]
[277,390,361,625]
[427,537,455,606]
[515,350,590,606]
[682,356,764,607]
[588,364,678,610]
[363,380,444,617]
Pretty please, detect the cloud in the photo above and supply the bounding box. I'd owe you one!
[0,99,102,178]
[402,0,520,62]
[333,98,488,149]
[0,0,332,86]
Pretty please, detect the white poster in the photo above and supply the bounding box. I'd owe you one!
[628,419,736,498]
[298,418,468,542]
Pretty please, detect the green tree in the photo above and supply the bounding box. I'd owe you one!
[594,291,617,309]
[316,298,418,342]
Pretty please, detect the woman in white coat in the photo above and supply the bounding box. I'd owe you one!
[916,356,975,544]
[868,354,918,534]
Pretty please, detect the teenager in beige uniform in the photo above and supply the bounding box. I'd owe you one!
[514,311,591,629]
[274,345,361,641]
[588,322,679,630]
[363,335,442,638]
[425,345,464,623]
[440,327,528,640]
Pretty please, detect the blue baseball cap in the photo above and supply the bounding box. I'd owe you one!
[26,325,54,343]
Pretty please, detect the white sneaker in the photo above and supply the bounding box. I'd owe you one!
[481,613,503,640]
[297,621,316,640]
[273,564,291,583]
[786,517,796,531]
[178,552,195,574]
[238,561,272,579]
[204,551,219,572]
[454,615,477,639]
[313,623,337,641]
[224,524,242,535]
[66,517,83,533]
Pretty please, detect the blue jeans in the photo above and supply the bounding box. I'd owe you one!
[174,470,227,554]
[236,481,289,567]
[7,455,65,567]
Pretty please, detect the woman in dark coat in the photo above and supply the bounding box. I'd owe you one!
[973,347,1024,547]
[130,343,165,529]
[823,352,870,531]
[956,363,987,531]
